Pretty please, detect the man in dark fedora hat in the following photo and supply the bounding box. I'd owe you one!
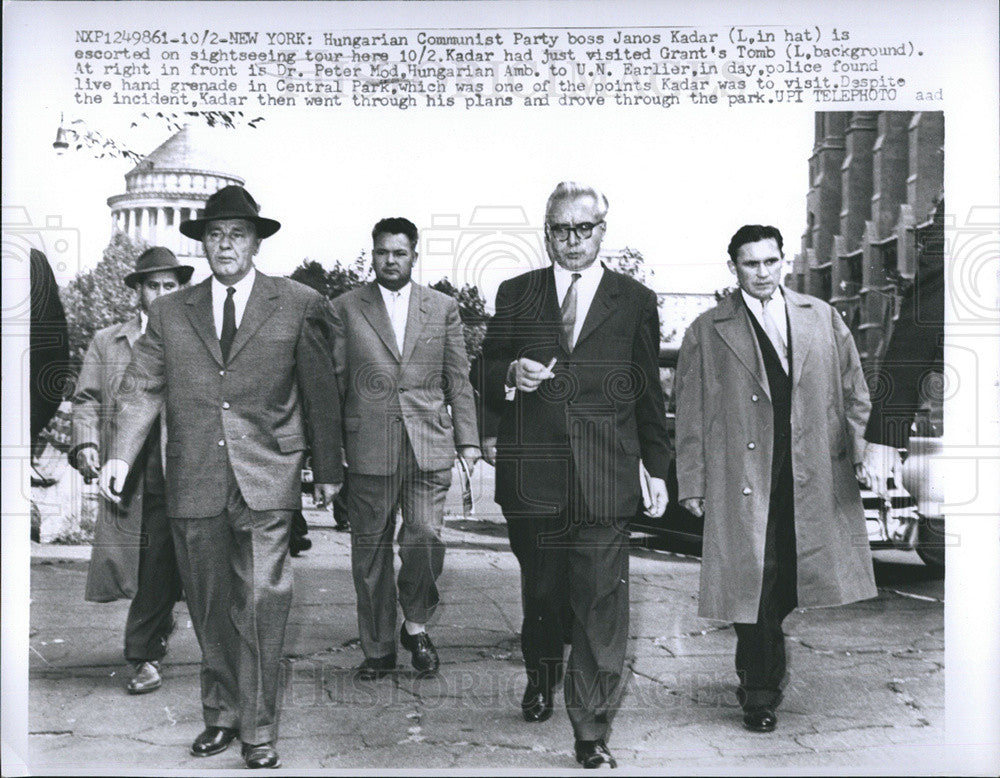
[71,246,193,695]
[99,185,343,769]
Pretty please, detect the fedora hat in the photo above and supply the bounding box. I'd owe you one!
[124,247,195,288]
[180,185,281,241]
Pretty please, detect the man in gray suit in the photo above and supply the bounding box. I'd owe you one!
[99,186,342,769]
[329,217,479,679]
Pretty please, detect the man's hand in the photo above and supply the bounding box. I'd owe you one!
[508,357,556,393]
[458,446,481,471]
[98,459,130,504]
[313,483,342,509]
[480,437,497,466]
[680,497,705,518]
[642,474,668,518]
[860,442,902,497]
[75,447,101,481]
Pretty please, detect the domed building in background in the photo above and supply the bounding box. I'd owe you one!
[106,126,245,263]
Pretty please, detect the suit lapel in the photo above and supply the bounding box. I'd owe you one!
[184,278,224,367]
[713,293,770,399]
[401,284,427,366]
[574,267,619,351]
[784,288,815,392]
[359,282,401,361]
[226,273,280,363]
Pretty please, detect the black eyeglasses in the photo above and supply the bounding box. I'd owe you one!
[547,221,604,241]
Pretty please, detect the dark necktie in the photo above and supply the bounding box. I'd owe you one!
[220,286,236,361]
[560,272,581,353]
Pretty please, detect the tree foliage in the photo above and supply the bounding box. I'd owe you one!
[428,277,489,359]
[290,255,370,300]
[61,231,146,373]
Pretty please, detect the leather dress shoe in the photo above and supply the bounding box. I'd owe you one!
[521,681,554,723]
[355,654,397,680]
[242,741,280,768]
[575,739,617,769]
[190,726,239,757]
[743,707,778,732]
[399,625,439,674]
[126,661,162,695]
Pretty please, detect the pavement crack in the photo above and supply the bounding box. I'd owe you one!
[886,680,932,726]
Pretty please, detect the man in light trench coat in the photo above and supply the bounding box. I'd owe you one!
[71,247,192,695]
[674,224,878,733]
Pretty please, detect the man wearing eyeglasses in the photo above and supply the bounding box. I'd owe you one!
[479,182,671,769]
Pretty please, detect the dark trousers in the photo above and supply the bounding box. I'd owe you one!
[170,466,293,745]
[123,491,183,663]
[347,434,451,659]
[734,457,798,711]
[506,505,631,742]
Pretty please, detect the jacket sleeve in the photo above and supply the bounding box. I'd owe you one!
[295,293,343,484]
[633,288,671,480]
[108,310,165,468]
[674,320,706,502]
[480,279,517,413]
[832,306,872,465]
[442,298,480,450]
[69,334,105,466]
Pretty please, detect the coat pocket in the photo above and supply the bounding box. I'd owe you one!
[275,433,306,453]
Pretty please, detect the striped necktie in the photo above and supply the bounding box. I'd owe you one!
[560,273,581,353]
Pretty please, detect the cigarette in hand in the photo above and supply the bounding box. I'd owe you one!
[542,357,557,378]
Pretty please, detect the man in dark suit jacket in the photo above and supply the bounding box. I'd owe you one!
[479,183,671,769]
[99,186,342,769]
[330,217,480,679]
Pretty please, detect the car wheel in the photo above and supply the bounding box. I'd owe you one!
[914,514,945,572]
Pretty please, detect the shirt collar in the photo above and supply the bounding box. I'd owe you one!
[139,310,149,334]
[553,260,604,283]
[212,266,257,297]
[377,280,412,301]
[740,285,785,312]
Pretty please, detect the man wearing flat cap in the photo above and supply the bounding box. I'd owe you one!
[71,246,192,696]
[99,185,343,769]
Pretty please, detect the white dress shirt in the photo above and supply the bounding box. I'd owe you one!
[553,260,606,349]
[212,268,256,339]
[377,280,412,353]
[741,286,788,348]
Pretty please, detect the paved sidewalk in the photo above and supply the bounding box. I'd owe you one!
[24,503,946,773]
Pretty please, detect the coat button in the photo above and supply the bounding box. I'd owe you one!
[222,402,230,410]
[742,486,752,495]
[219,370,226,376]
[751,394,759,402]
[747,442,755,450]
[218,439,225,446]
